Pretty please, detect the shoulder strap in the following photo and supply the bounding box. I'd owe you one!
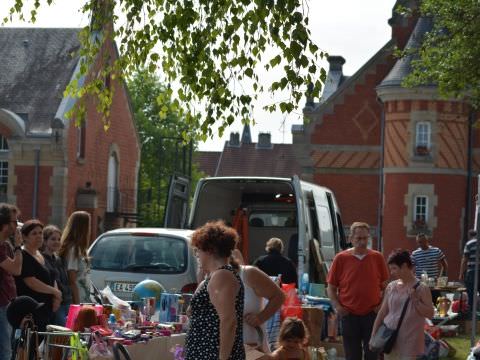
[396,281,420,330]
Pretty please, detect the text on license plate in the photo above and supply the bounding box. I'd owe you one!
[111,282,136,292]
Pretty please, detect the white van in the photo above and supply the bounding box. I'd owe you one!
[165,175,347,284]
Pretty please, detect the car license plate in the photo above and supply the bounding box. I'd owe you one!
[110,282,136,293]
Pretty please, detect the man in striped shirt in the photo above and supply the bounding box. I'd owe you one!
[460,229,479,311]
[412,233,448,279]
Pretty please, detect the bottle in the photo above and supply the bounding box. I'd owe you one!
[108,313,117,332]
[301,273,310,295]
[421,270,428,285]
[327,347,337,360]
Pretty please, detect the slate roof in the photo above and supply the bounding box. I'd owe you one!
[378,17,434,88]
[195,142,300,177]
[0,28,81,134]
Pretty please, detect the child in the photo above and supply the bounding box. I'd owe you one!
[268,317,310,360]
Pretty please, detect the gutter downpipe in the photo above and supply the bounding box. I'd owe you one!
[376,98,385,251]
[464,110,475,246]
[32,148,40,219]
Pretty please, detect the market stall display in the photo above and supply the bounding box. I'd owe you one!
[19,282,191,360]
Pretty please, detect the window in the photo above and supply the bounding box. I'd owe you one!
[106,152,119,213]
[77,119,86,159]
[415,122,431,155]
[0,161,8,200]
[0,136,8,151]
[414,195,428,222]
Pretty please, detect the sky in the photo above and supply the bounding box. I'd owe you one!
[0,0,397,151]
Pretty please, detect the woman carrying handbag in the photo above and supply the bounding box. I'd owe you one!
[370,249,434,359]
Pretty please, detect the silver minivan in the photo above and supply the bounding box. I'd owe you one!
[88,228,197,300]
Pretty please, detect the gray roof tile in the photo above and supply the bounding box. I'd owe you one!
[378,17,433,88]
[0,28,81,133]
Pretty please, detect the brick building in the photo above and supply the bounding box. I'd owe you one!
[294,1,478,274]
[195,125,301,177]
[0,28,140,240]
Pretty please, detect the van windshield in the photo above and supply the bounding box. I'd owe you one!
[90,234,187,273]
[249,211,296,227]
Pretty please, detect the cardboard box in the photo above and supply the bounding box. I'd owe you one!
[302,306,324,346]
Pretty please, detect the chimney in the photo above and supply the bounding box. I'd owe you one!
[228,132,240,147]
[327,56,345,72]
[257,133,272,148]
[241,123,252,144]
[388,0,419,50]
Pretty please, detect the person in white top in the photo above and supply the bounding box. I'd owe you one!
[58,211,92,304]
[231,249,285,353]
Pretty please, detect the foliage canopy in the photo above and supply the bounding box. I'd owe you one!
[403,0,480,108]
[128,69,203,226]
[5,0,326,139]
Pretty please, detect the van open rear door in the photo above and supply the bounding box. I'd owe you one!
[164,175,190,228]
[291,175,307,276]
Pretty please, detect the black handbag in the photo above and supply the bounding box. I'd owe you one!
[370,281,420,354]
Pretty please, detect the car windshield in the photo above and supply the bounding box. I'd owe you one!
[90,234,187,274]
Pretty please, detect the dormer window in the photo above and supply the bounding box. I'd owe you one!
[415,122,431,156]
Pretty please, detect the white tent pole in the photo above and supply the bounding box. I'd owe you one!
[472,176,480,347]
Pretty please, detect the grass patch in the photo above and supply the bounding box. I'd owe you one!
[445,335,474,359]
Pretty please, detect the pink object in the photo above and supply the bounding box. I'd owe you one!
[65,304,104,330]
[383,281,432,356]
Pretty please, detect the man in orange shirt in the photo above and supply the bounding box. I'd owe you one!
[327,222,388,360]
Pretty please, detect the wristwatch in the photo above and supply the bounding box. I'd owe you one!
[14,246,22,252]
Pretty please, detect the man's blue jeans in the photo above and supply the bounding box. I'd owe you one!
[0,305,12,360]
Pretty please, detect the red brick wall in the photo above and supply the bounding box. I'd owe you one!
[308,54,395,241]
[14,165,53,223]
[310,62,393,146]
[383,174,467,276]
[391,14,419,50]
[314,173,379,231]
[66,42,139,240]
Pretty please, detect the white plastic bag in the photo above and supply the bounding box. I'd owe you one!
[88,333,113,359]
[101,286,130,310]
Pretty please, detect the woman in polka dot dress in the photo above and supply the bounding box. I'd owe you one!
[185,221,245,360]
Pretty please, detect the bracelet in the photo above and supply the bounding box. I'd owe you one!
[14,246,22,252]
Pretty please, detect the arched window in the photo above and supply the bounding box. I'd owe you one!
[77,118,86,159]
[0,135,8,151]
[106,152,119,212]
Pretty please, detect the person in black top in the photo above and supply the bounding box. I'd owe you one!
[253,238,298,285]
[42,225,72,326]
[15,220,62,332]
[185,221,245,360]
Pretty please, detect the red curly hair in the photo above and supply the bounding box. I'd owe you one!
[191,221,239,258]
